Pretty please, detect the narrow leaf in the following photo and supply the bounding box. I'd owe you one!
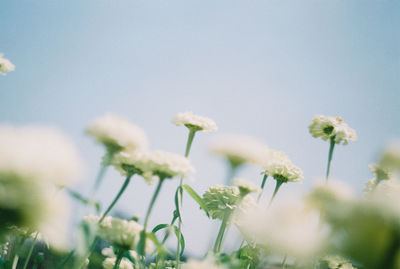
[174,186,184,222]
[173,225,185,257]
[183,184,209,217]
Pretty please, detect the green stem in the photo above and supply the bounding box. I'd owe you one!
[213,213,229,253]
[176,129,196,268]
[56,250,74,269]
[282,254,287,269]
[113,249,124,269]
[93,151,114,193]
[269,180,284,207]
[138,178,166,259]
[225,163,239,186]
[326,136,336,182]
[99,174,133,223]
[257,174,268,202]
[11,237,27,269]
[22,232,39,269]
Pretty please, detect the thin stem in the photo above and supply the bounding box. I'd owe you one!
[213,213,229,253]
[99,174,133,223]
[225,163,239,186]
[11,237,27,269]
[138,178,166,260]
[113,249,124,269]
[176,129,196,269]
[56,250,74,269]
[281,254,287,269]
[257,174,268,202]
[22,232,39,269]
[326,136,336,182]
[269,180,284,207]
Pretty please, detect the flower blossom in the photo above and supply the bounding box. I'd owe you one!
[182,259,226,269]
[0,53,15,75]
[309,115,357,145]
[203,185,240,220]
[233,178,261,195]
[173,111,217,132]
[262,150,303,183]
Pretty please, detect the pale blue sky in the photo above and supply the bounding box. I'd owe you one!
[1,0,399,255]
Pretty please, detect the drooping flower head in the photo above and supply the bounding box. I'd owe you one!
[86,114,149,154]
[83,215,152,251]
[210,135,270,168]
[309,115,357,145]
[203,185,240,220]
[173,111,217,132]
[112,150,195,182]
[262,150,303,183]
[0,125,83,187]
[0,53,15,75]
[233,178,261,196]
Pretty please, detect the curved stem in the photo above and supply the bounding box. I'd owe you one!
[269,180,283,207]
[281,254,287,269]
[22,232,39,269]
[213,212,229,253]
[326,136,336,182]
[99,174,133,223]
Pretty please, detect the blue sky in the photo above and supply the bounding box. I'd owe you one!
[1,0,399,255]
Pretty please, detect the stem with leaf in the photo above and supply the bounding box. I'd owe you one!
[22,232,39,269]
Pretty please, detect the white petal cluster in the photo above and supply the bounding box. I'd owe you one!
[83,215,144,250]
[262,150,303,183]
[182,259,225,269]
[0,125,83,186]
[308,180,355,208]
[203,185,240,220]
[309,115,357,145]
[173,111,217,132]
[238,197,324,258]
[380,141,400,172]
[103,257,133,269]
[210,135,270,167]
[322,255,356,269]
[86,114,149,153]
[112,150,195,181]
[0,53,15,75]
[233,178,261,195]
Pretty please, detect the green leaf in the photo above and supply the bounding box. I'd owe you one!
[183,184,209,217]
[174,186,184,222]
[147,232,166,255]
[152,224,169,234]
[172,226,185,257]
[67,188,100,210]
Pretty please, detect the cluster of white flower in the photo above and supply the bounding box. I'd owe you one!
[173,111,217,132]
[210,135,270,167]
[86,114,149,153]
[203,185,240,220]
[0,53,15,75]
[262,150,303,183]
[380,141,400,171]
[83,215,147,250]
[233,178,261,195]
[0,125,83,186]
[309,115,357,145]
[112,150,195,181]
[322,255,357,269]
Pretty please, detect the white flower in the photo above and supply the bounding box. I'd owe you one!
[233,195,260,229]
[86,114,149,153]
[0,125,83,186]
[364,178,377,195]
[0,53,15,75]
[239,197,325,258]
[369,163,392,181]
[182,259,225,269]
[113,150,195,181]
[210,135,270,167]
[203,185,240,220]
[173,111,217,132]
[102,248,138,269]
[323,255,356,269]
[83,215,153,252]
[233,178,261,195]
[308,180,355,207]
[262,150,303,183]
[309,115,357,145]
[103,257,133,269]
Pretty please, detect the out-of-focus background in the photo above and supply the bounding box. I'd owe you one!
[1,0,399,257]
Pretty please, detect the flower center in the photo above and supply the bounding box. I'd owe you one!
[323,126,334,135]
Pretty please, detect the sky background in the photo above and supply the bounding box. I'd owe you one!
[1,0,399,256]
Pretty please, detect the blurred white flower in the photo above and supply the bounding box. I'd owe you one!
[103,257,133,269]
[0,53,15,75]
[233,178,261,195]
[173,111,217,132]
[0,125,83,186]
[203,185,240,220]
[322,255,356,269]
[364,178,377,195]
[380,141,400,172]
[309,115,357,145]
[182,259,225,269]
[83,215,153,252]
[307,180,355,210]
[210,135,270,168]
[262,150,303,183]
[86,114,149,153]
[239,197,325,258]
